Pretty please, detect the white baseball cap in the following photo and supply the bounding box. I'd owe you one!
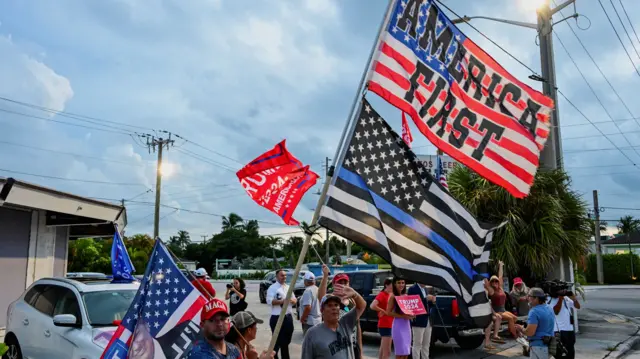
[194,268,208,277]
[304,272,316,281]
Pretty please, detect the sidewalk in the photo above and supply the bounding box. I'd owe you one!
[584,285,640,291]
[484,309,640,359]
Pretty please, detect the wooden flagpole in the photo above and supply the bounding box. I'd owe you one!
[266,0,399,353]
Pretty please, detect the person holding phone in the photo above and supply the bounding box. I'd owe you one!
[226,278,248,315]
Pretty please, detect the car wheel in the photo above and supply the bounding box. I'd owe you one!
[3,334,23,359]
[453,332,485,350]
[260,289,266,304]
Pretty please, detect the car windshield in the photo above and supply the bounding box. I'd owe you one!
[82,290,137,326]
[286,274,303,284]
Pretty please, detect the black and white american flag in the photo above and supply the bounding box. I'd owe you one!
[318,98,503,328]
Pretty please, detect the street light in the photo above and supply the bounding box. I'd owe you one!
[450,0,578,170]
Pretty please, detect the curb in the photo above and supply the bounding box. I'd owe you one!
[608,334,640,359]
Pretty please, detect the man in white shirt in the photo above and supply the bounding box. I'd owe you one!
[267,269,297,359]
[300,271,321,335]
[547,292,581,359]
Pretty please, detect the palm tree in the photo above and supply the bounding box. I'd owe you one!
[617,215,640,234]
[448,166,591,279]
[590,220,608,235]
[243,219,259,235]
[221,213,244,231]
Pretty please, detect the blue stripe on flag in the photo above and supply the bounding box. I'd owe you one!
[337,166,477,280]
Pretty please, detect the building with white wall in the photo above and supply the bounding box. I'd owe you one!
[0,177,127,326]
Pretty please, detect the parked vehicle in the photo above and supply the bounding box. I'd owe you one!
[317,269,488,350]
[258,269,307,304]
[4,277,139,359]
[66,272,108,279]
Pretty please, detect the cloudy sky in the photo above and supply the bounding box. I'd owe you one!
[1,0,639,239]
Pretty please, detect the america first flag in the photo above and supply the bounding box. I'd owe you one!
[368,0,554,198]
[101,239,207,359]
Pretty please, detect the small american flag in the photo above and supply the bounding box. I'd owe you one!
[401,112,413,147]
[435,155,448,190]
[101,239,207,359]
[368,0,554,198]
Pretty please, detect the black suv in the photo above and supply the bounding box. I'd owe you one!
[258,270,307,304]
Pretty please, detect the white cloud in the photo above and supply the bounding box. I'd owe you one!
[304,0,338,18]
[0,35,74,113]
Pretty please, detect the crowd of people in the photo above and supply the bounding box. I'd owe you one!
[482,261,581,359]
[183,264,580,359]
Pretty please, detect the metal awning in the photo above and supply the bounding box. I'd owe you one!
[0,177,127,236]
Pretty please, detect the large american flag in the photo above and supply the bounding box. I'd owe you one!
[368,0,554,198]
[318,98,503,329]
[101,239,207,359]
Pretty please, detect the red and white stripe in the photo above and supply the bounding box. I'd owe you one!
[439,174,448,189]
[368,32,553,198]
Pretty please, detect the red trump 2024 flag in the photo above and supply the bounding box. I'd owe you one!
[237,140,319,226]
[368,0,554,198]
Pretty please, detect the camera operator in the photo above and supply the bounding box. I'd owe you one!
[516,288,555,359]
[225,278,248,316]
[547,284,580,359]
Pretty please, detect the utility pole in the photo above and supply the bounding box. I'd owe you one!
[537,0,563,169]
[147,134,175,239]
[629,234,636,280]
[593,190,604,284]
[324,156,333,263]
[451,0,577,169]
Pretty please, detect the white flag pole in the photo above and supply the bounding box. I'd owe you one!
[266,0,399,353]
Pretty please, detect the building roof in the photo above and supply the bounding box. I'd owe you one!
[0,177,127,235]
[604,232,640,245]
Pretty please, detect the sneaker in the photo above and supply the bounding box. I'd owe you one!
[516,337,529,348]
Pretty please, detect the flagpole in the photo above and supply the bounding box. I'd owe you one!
[266,0,398,353]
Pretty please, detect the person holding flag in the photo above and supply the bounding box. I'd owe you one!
[192,268,217,298]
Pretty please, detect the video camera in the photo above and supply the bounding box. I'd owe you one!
[540,279,574,298]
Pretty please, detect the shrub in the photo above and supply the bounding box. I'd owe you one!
[586,253,640,284]
[213,271,267,280]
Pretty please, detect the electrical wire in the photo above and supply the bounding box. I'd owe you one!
[554,33,640,161]
[598,0,640,79]
[0,167,147,186]
[0,108,135,136]
[0,96,155,132]
[0,140,146,168]
[609,0,640,62]
[173,134,243,165]
[619,0,640,46]
[174,148,238,173]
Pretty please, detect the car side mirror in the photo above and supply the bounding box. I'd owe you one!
[53,314,80,328]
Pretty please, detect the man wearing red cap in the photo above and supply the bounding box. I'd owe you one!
[187,298,241,359]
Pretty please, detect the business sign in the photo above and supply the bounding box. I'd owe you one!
[395,295,427,316]
[416,155,460,177]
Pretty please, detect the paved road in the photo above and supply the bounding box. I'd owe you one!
[212,282,520,359]
[583,287,640,318]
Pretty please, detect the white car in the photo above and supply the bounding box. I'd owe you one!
[4,277,139,359]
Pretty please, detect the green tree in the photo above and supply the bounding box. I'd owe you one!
[168,230,191,258]
[448,166,591,279]
[68,238,102,273]
[222,213,244,231]
[617,215,640,234]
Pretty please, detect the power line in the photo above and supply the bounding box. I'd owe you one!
[0,96,155,132]
[174,148,238,173]
[556,89,639,167]
[609,0,640,62]
[0,167,147,186]
[598,0,640,79]
[554,33,640,161]
[0,107,135,136]
[619,0,640,46]
[173,134,243,165]
[0,140,146,168]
